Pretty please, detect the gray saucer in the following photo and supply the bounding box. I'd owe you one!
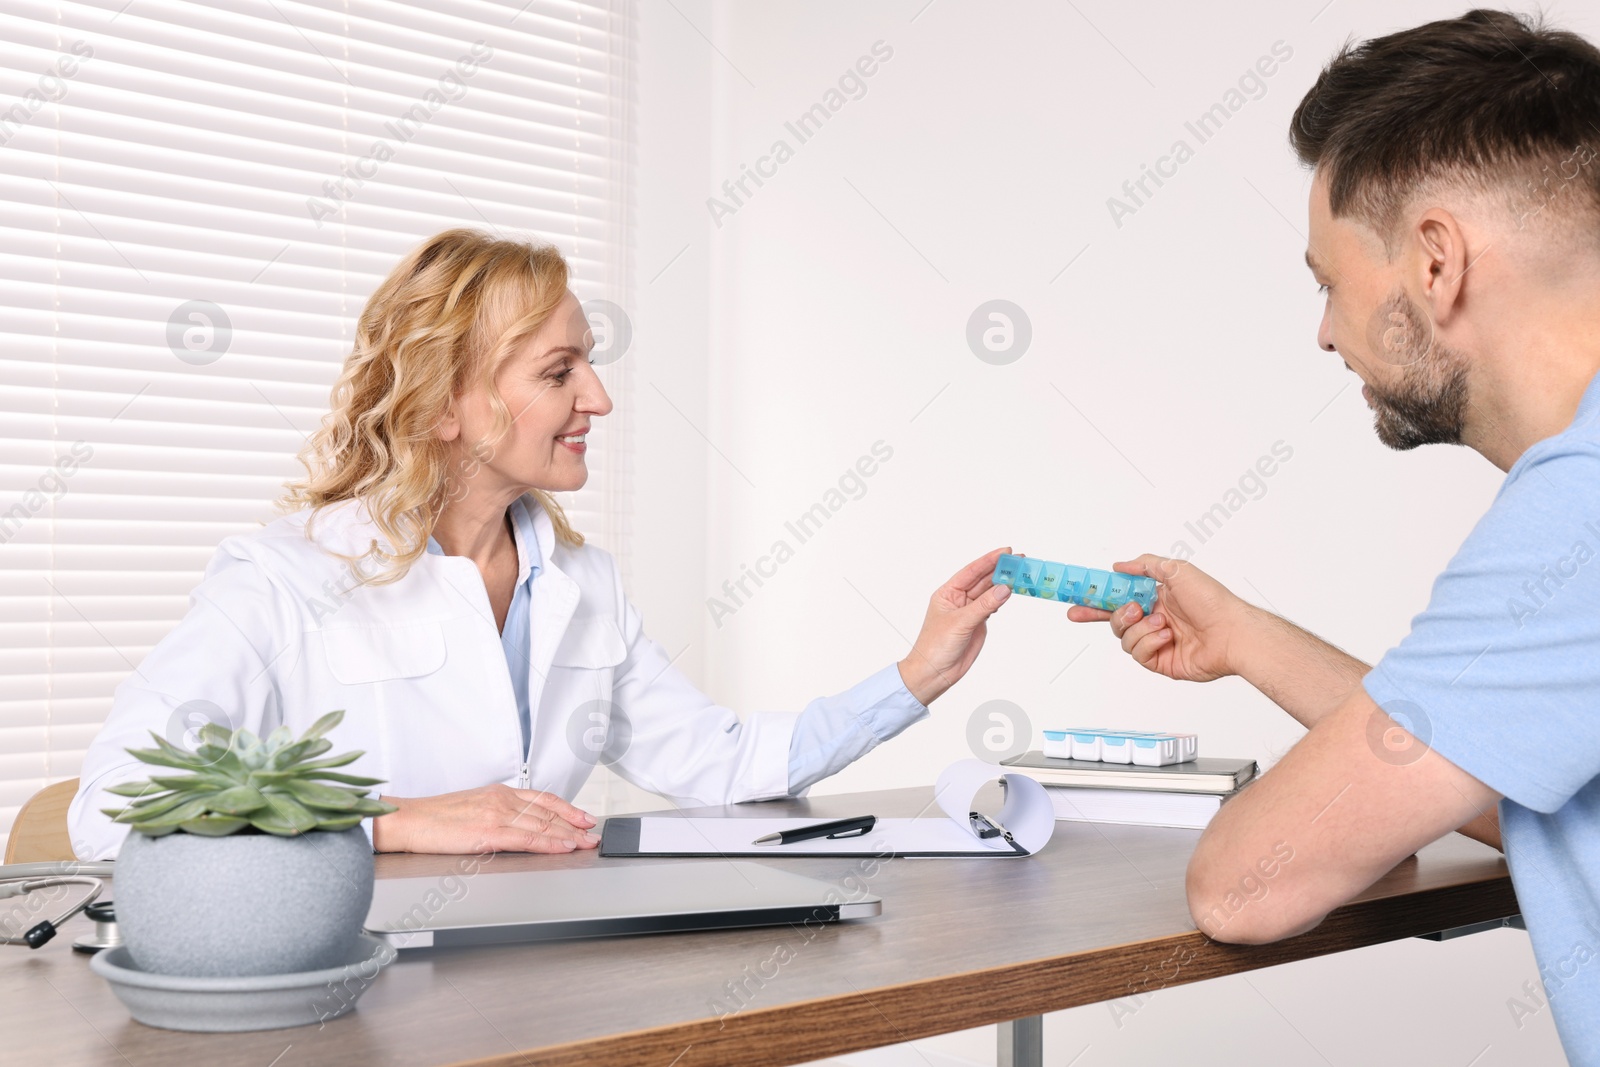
[90,933,396,1032]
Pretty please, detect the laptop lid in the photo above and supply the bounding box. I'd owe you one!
[364,861,882,949]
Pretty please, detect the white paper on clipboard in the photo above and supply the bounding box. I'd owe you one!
[607,760,1056,858]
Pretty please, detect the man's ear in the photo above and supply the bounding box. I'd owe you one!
[1414,208,1472,325]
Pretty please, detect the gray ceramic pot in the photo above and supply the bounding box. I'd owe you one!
[115,827,374,978]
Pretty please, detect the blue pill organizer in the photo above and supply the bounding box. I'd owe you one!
[991,553,1158,614]
[1042,728,1198,766]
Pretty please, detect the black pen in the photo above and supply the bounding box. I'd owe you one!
[751,815,877,846]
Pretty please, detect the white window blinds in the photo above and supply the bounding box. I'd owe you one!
[0,0,636,854]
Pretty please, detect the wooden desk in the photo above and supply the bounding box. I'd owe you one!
[0,787,1516,1067]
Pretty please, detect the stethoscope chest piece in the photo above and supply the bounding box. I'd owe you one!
[72,901,121,955]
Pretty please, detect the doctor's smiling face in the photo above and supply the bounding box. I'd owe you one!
[439,289,613,500]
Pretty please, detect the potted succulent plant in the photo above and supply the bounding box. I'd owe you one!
[103,710,396,978]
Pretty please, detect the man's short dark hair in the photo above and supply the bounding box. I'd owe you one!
[1290,8,1600,243]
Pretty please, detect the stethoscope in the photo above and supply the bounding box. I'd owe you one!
[0,860,117,951]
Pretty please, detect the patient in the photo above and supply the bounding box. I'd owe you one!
[1072,10,1600,1061]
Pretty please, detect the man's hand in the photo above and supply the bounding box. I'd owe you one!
[898,546,1014,706]
[1065,553,1253,684]
[372,784,600,854]
[1067,553,1370,728]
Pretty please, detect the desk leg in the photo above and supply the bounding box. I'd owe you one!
[997,1015,1043,1067]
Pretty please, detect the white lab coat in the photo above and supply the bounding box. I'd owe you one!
[69,497,801,859]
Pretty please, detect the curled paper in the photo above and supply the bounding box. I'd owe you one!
[933,758,1056,855]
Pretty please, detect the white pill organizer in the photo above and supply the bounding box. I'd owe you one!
[1041,728,1199,766]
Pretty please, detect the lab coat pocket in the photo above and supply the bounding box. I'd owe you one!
[549,617,627,670]
[547,617,627,716]
[547,617,629,765]
[321,622,449,684]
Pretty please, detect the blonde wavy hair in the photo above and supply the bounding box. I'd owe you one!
[281,228,584,584]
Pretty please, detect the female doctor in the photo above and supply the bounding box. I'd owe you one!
[69,229,1014,859]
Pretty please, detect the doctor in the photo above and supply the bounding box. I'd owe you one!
[69,229,1013,859]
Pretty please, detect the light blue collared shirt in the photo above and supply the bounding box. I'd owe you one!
[426,497,540,759]
[785,663,928,792]
[428,498,929,792]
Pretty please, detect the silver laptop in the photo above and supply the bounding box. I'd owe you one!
[364,861,882,949]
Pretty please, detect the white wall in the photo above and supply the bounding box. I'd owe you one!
[633,1,1591,1064]
[630,0,713,679]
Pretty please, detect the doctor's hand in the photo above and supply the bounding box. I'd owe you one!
[897,546,1014,707]
[371,784,600,854]
[1064,553,1251,684]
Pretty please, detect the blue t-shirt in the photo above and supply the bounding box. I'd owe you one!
[1364,368,1600,1062]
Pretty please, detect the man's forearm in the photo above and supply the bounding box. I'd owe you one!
[1230,605,1370,729]
[1225,606,1502,852]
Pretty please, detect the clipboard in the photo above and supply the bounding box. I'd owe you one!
[599,760,1056,859]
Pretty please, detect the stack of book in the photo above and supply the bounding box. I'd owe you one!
[1000,750,1259,830]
